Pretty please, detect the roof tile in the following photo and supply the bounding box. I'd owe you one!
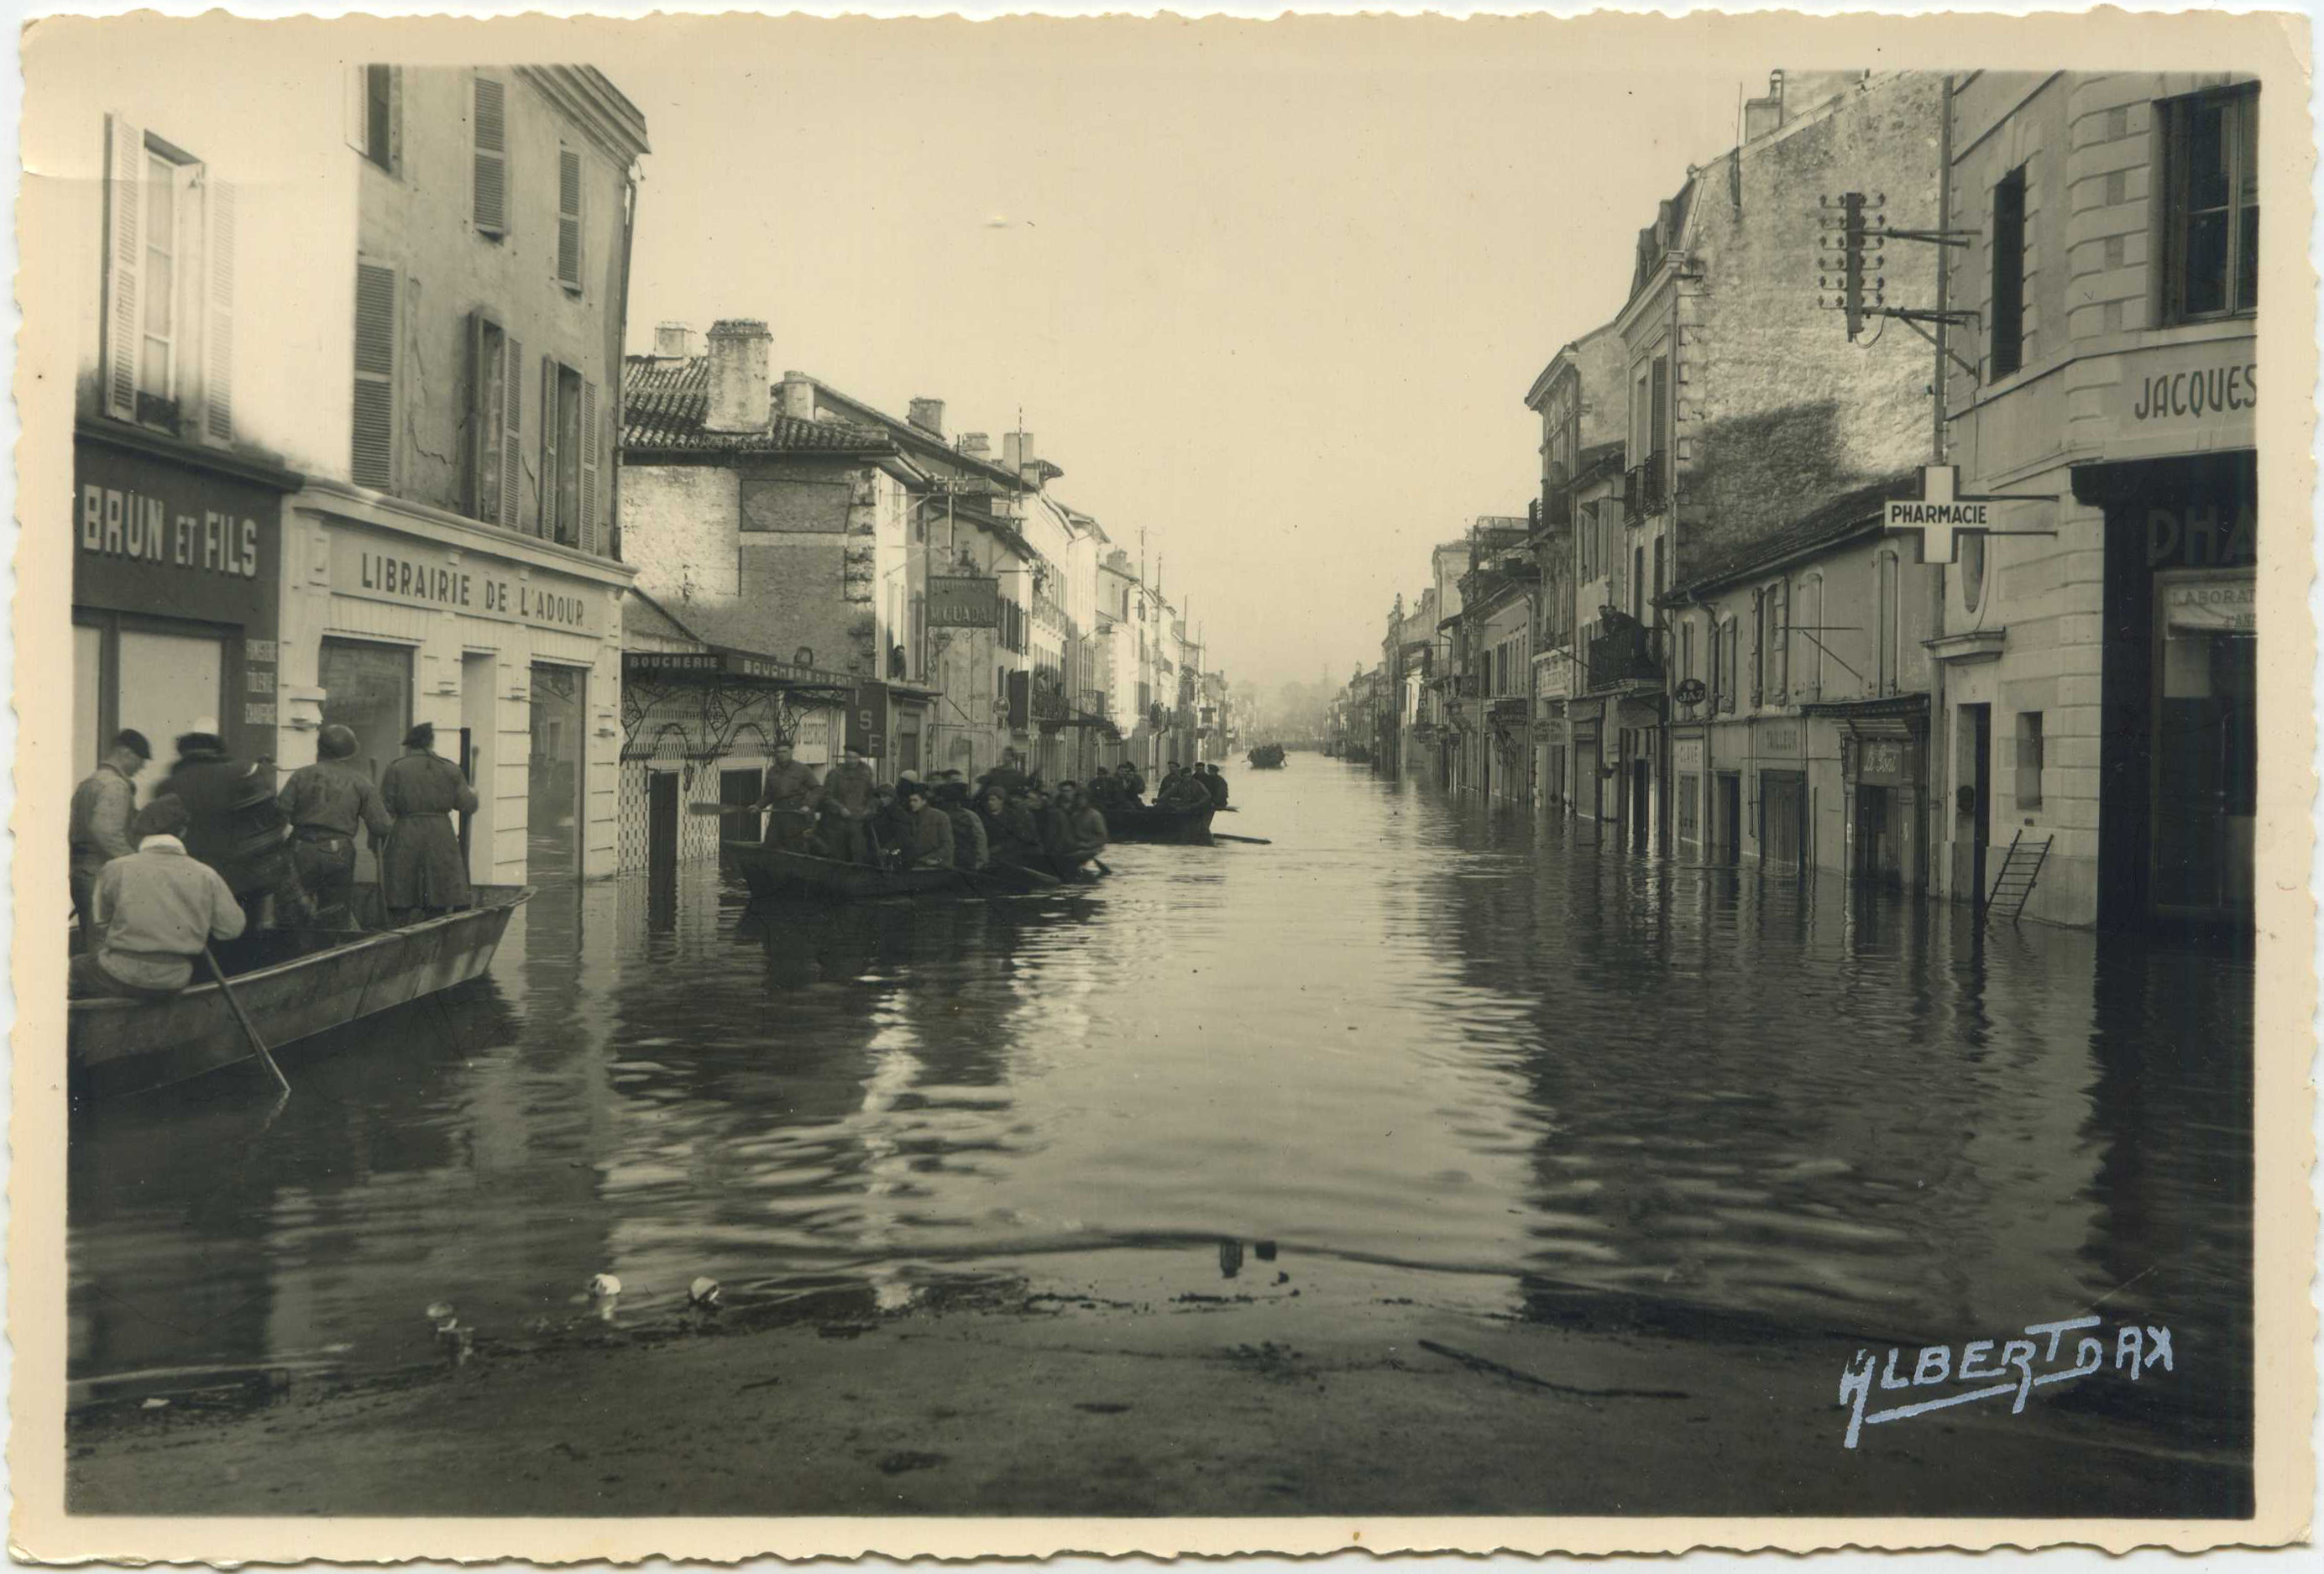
[621,356,892,455]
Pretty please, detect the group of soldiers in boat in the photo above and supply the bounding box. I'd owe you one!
[66,719,478,1001]
[748,743,1229,878]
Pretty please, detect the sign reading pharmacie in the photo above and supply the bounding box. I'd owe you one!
[330,529,605,637]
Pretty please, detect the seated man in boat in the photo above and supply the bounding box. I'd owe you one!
[68,797,247,1001]
[865,784,913,867]
[1066,784,1110,865]
[903,785,956,871]
[1084,770,1123,812]
[978,749,1031,802]
[1158,768,1214,814]
[818,744,877,865]
[158,728,314,931]
[1200,762,1230,809]
[751,741,824,854]
[1032,786,1077,869]
[378,722,479,926]
[276,724,392,929]
[70,728,152,933]
[939,783,989,871]
[1113,761,1147,804]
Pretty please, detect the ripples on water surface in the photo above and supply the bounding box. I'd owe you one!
[70,757,2252,1411]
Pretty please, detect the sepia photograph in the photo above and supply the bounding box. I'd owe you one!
[8,7,2314,1562]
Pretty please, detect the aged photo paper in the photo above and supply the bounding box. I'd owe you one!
[9,6,2316,1562]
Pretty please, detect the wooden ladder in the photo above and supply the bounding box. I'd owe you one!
[1986,829,2053,923]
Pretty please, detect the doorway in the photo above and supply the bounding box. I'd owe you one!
[1858,784,1899,886]
[1716,771,1742,866]
[1761,769,1807,873]
[1630,758,1650,851]
[321,638,415,886]
[460,653,496,881]
[527,662,586,881]
[647,771,679,881]
[1958,703,1992,906]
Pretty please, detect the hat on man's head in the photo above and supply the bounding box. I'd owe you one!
[113,729,152,761]
[317,724,359,761]
[174,731,225,758]
[404,721,436,750]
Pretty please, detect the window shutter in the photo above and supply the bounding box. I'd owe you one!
[500,336,522,528]
[464,312,495,520]
[538,357,559,538]
[557,147,584,291]
[344,65,369,154]
[102,112,144,422]
[599,405,616,555]
[579,380,600,552]
[1775,579,1790,697]
[351,260,397,489]
[473,76,508,236]
[1650,358,1669,455]
[1749,588,1764,705]
[201,178,235,442]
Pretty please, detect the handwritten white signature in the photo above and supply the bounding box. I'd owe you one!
[1839,1316,2175,1448]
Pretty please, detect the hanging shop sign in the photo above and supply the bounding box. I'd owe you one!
[330,528,605,636]
[928,575,1002,629]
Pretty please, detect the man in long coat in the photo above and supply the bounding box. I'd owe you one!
[70,729,150,931]
[379,722,479,924]
[818,745,877,865]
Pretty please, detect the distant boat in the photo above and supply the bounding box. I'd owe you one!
[1247,744,1286,769]
[70,885,531,1103]
[726,841,1060,902]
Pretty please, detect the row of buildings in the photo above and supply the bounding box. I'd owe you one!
[1333,69,2259,929]
[56,58,1238,892]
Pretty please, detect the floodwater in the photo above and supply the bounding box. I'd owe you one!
[68,755,2253,1446]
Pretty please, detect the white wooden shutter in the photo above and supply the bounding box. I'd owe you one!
[579,379,600,552]
[102,112,144,421]
[500,335,523,528]
[351,260,397,489]
[538,357,559,537]
[557,147,583,291]
[473,76,507,236]
[200,178,235,442]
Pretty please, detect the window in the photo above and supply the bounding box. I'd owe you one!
[2164,86,2259,320]
[1678,774,1699,849]
[473,75,509,237]
[1720,620,1739,713]
[102,115,234,441]
[1631,546,1646,622]
[1961,531,1986,613]
[1800,575,1824,698]
[538,360,601,549]
[1876,551,1900,696]
[557,145,585,292]
[1771,579,1789,698]
[349,65,400,173]
[1680,619,1694,683]
[1751,588,1766,706]
[1649,357,1668,458]
[1991,166,2027,379]
[465,313,521,526]
[352,259,398,489]
[2016,712,2044,809]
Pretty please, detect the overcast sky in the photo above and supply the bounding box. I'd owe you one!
[617,24,1752,692]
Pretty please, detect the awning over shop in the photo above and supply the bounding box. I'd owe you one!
[621,643,861,759]
[1039,707,1122,740]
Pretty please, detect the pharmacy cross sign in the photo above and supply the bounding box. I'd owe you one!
[1882,465,2059,564]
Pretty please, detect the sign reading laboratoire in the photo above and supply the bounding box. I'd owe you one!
[74,438,282,628]
[331,531,603,637]
[927,575,1001,629]
[2164,578,2256,635]
[1883,466,2055,565]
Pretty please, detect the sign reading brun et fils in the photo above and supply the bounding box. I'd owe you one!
[81,483,262,578]
[329,531,604,636]
[1837,1315,2174,1449]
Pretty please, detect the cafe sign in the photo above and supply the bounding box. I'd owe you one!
[331,530,604,636]
[928,575,1001,630]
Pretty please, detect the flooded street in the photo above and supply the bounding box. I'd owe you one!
[69,756,2251,1471]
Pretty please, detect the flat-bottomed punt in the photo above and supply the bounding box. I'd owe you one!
[727,842,1063,902]
[69,885,531,1103]
[1102,802,1217,844]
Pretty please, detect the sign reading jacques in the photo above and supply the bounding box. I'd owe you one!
[330,530,604,636]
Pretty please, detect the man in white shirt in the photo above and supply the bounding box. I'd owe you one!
[69,797,247,1001]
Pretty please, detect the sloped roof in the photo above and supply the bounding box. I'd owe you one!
[1665,471,1919,600]
[621,356,893,456]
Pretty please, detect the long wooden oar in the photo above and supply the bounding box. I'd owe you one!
[1212,832,1273,845]
[690,803,814,818]
[202,948,290,1097]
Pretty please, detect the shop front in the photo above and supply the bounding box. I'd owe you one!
[2076,449,2256,925]
[1671,730,1706,859]
[281,493,632,886]
[1568,701,1604,829]
[1752,718,1808,875]
[1810,696,1930,891]
[1489,698,1531,803]
[74,425,296,775]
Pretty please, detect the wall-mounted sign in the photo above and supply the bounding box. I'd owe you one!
[2121,344,2257,431]
[332,530,603,636]
[1674,677,1707,705]
[74,438,280,630]
[2145,502,2257,570]
[2163,577,2256,634]
[1673,738,1704,773]
[1760,722,1802,754]
[1855,738,1924,787]
[929,575,1001,629]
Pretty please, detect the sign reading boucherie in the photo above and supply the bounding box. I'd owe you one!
[928,575,1000,629]
[331,530,603,636]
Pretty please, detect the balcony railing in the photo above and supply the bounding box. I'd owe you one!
[1624,452,1669,521]
[1585,620,1663,693]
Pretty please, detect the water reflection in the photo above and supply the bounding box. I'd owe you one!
[68,759,2250,1446]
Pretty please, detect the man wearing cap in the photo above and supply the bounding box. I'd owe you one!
[379,722,479,924]
[69,797,247,1000]
[69,729,151,932]
[751,741,824,854]
[903,783,955,871]
[817,744,877,865]
[278,724,394,928]
[156,727,312,930]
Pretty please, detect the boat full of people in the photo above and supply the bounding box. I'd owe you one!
[1247,743,1286,769]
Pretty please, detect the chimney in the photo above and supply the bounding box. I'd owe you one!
[958,431,991,459]
[1742,71,1783,141]
[908,398,945,438]
[704,320,772,433]
[777,370,817,421]
[654,321,693,358]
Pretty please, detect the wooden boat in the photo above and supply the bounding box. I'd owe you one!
[1102,802,1217,845]
[1247,745,1287,769]
[728,842,1070,902]
[69,885,531,1102]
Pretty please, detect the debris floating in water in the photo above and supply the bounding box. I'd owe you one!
[689,1277,722,1308]
[589,1273,622,1298]
[426,1300,458,1331]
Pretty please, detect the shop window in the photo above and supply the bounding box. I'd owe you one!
[557,145,586,293]
[473,74,509,238]
[102,116,234,442]
[1991,165,2027,379]
[78,613,227,764]
[1678,774,1699,849]
[465,312,520,526]
[2164,86,2259,322]
[319,639,413,792]
[2016,711,2044,809]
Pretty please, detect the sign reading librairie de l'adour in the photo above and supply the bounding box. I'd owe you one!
[329,530,604,636]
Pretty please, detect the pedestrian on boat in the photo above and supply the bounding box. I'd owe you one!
[866,784,913,867]
[1114,761,1146,803]
[1159,769,1212,813]
[68,797,247,1001]
[939,783,989,871]
[157,727,313,930]
[1200,762,1230,809]
[752,741,824,853]
[69,728,151,933]
[980,749,1030,801]
[903,786,956,871]
[378,722,479,925]
[1034,786,1076,865]
[1068,786,1110,862]
[277,724,392,928]
[819,745,877,865]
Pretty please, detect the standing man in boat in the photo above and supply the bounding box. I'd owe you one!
[979,748,1031,801]
[379,722,479,925]
[68,797,247,1000]
[1200,762,1230,810]
[751,740,824,853]
[1159,768,1213,814]
[1114,761,1146,804]
[903,784,956,870]
[69,728,151,933]
[276,724,392,929]
[157,728,314,931]
[939,782,989,871]
[818,743,877,865]
[1067,782,1111,865]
